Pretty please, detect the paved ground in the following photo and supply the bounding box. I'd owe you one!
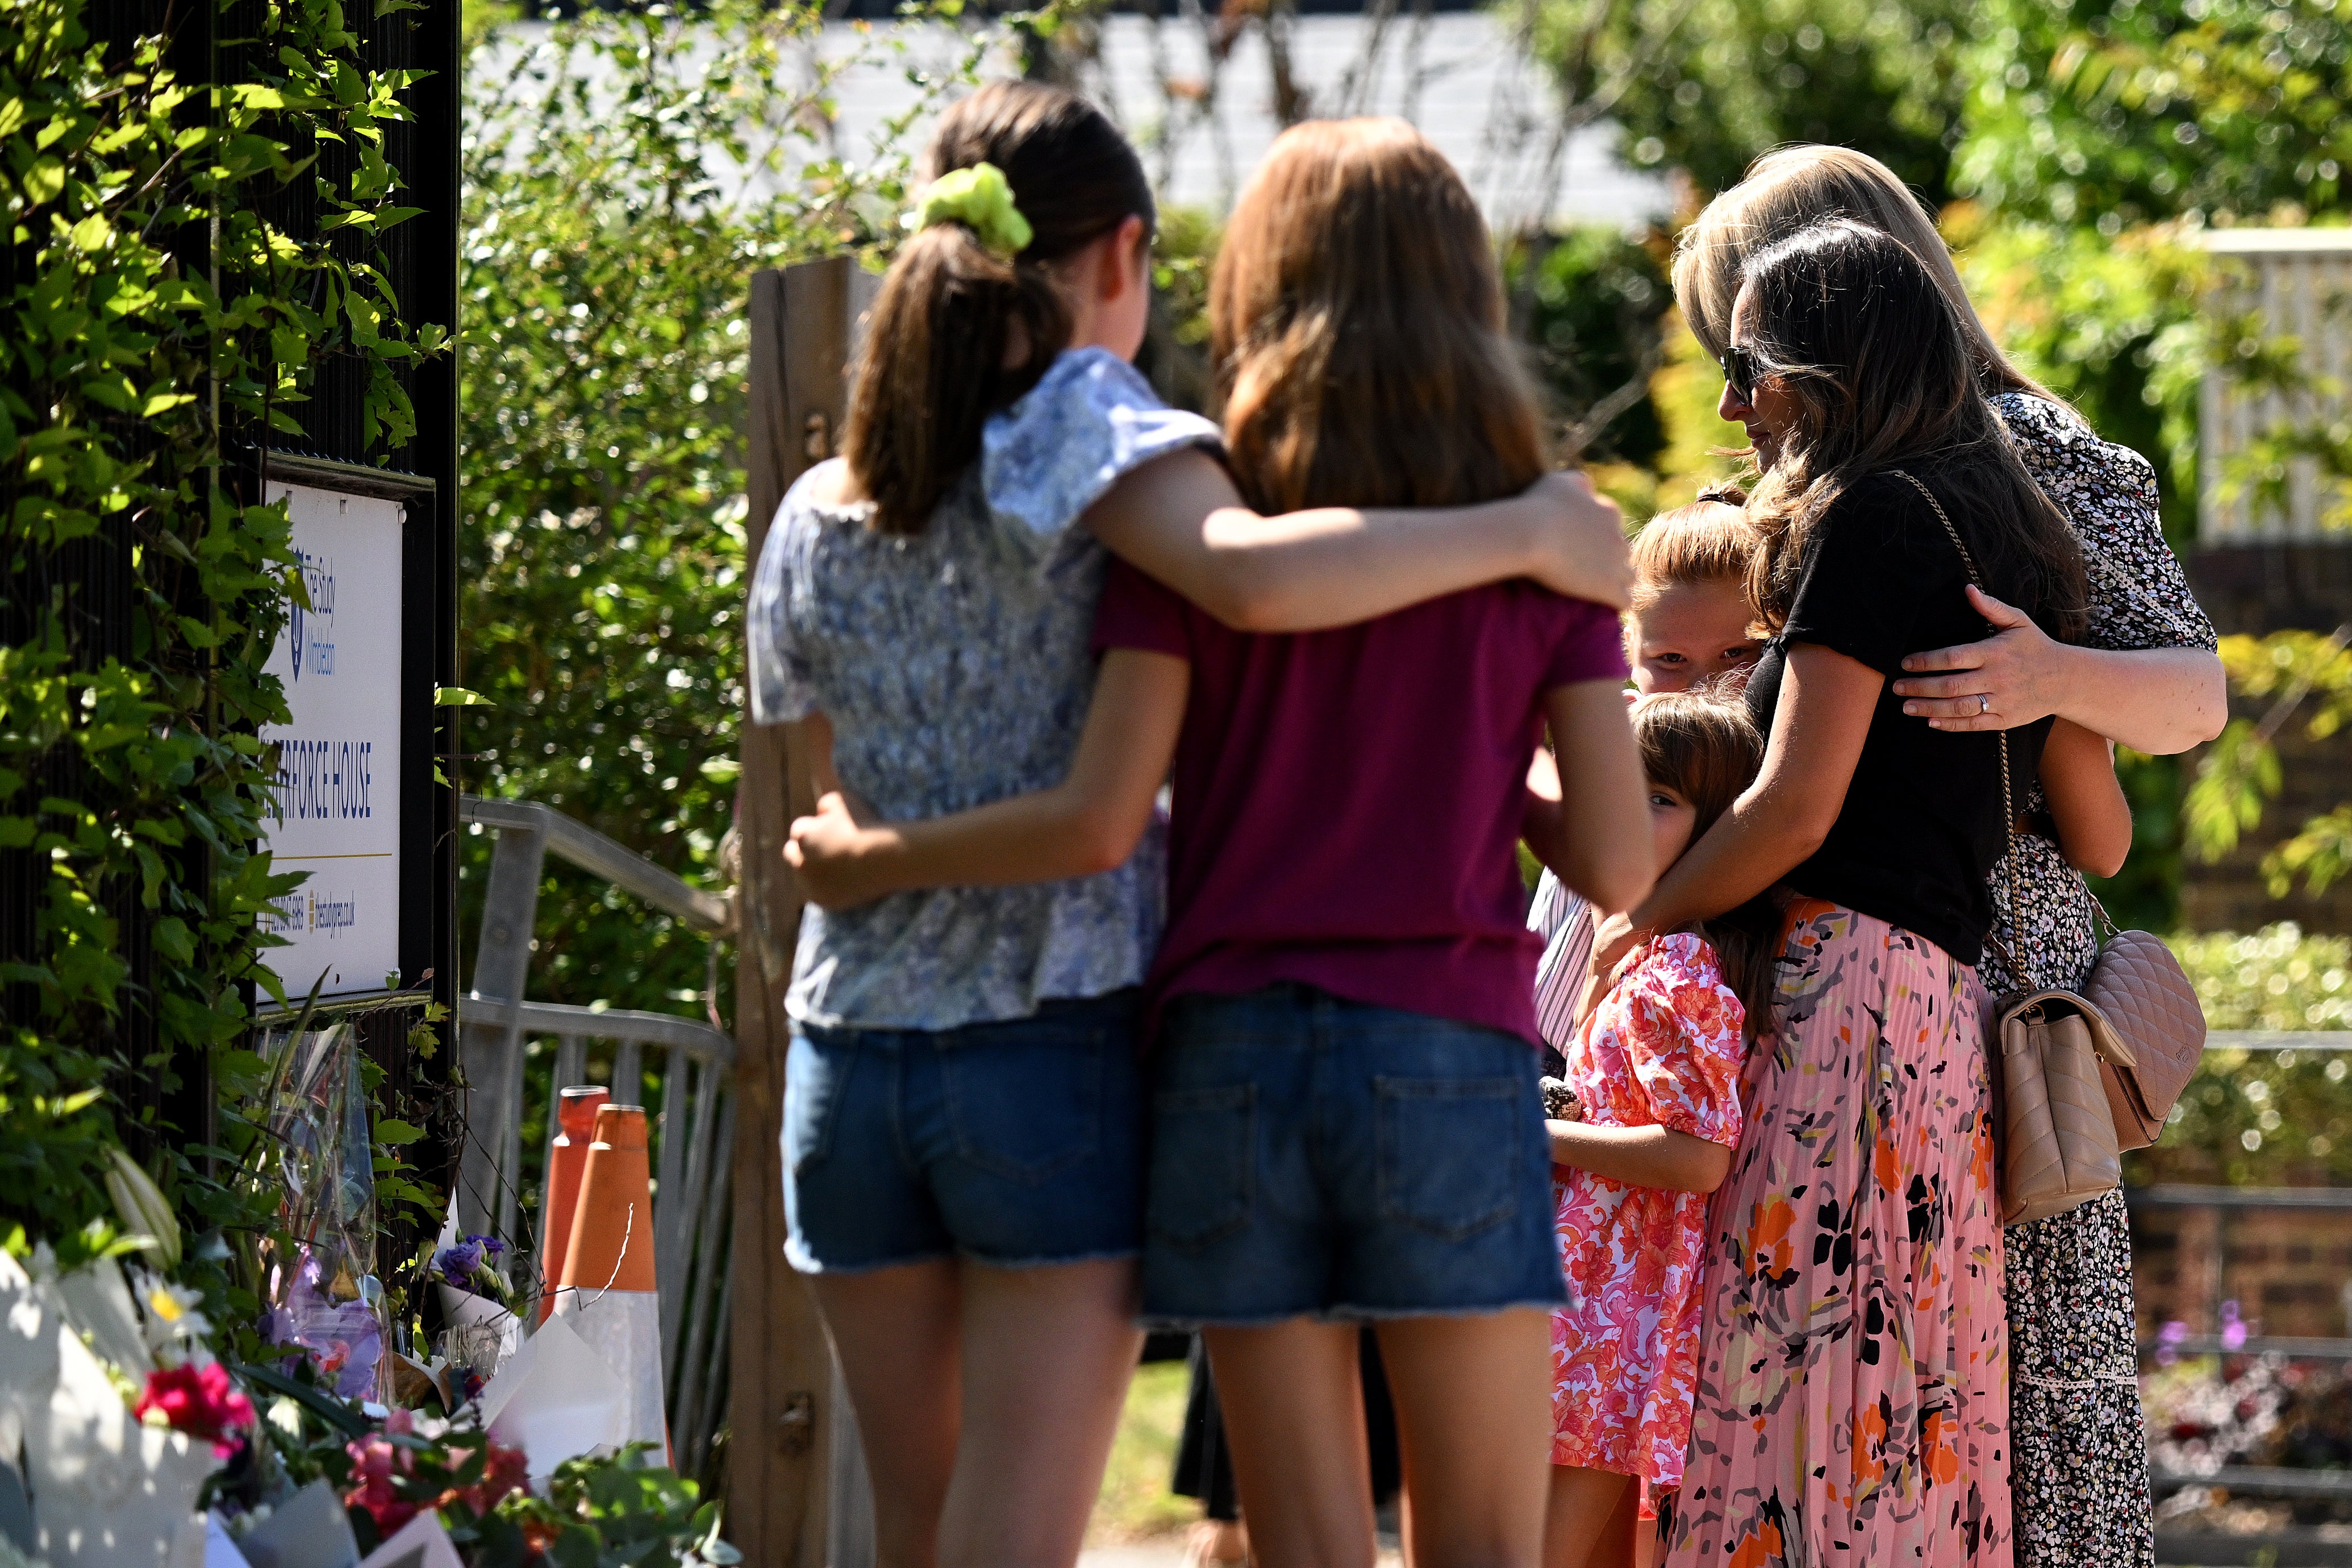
[1081,1545,1406,1566]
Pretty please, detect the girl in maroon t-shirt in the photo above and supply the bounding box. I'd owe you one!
[791,118,1653,1566]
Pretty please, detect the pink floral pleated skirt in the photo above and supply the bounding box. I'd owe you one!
[1663,900,2010,1568]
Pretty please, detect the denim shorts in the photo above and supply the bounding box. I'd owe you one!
[782,990,1144,1273]
[1142,983,1565,1325]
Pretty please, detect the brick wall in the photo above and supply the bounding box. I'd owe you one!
[2134,1204,2352,1337]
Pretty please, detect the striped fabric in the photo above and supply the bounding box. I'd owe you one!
[1527,868,1594,1074]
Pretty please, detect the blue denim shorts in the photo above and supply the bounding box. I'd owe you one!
[783,990,1144,1273]
[1142,983,1566,1325]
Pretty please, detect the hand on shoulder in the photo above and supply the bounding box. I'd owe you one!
[1523,470,1633,611]
[1589,911,1652,990]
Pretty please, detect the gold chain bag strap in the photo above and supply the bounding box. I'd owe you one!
[1889,469,2138,1224]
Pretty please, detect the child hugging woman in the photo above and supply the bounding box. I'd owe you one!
[753,82,1633,1568]
[1541,691,1774,1568]
[789,115,1655,1568]
[1529,491,1761,1066]
[1597,219,2134,1568]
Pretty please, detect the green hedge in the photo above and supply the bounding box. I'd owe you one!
[2130,924,2352,1187]
[452,0,979,1019]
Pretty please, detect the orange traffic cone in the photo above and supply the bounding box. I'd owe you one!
[551,1104,668,1462]
[538,1086,610,1324]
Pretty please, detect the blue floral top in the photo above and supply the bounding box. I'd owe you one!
[748,349,1222,1030]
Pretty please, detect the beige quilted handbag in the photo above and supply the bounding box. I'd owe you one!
[2080,925,2209,1149]
[1991,986,2125,1224]
[1891,472,2205,1221]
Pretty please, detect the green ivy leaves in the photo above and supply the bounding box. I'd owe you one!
[0,0,439,1256]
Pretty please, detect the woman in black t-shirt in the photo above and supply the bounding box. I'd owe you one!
[1596,220,2134,1568]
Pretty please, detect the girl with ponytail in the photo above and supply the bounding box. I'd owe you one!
[749,83,1629,1568]
[784,114,1659,1567]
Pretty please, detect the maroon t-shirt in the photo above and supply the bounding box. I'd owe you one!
[1092,558,1629,1046]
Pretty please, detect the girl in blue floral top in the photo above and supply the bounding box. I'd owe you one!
[747,81,1632,1565]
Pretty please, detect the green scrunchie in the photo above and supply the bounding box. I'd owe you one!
[907,162,1034,258]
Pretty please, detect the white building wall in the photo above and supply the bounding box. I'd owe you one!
[2200,229,2352,542]
[794,12,1669,228]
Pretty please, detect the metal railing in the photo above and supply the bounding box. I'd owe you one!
[2132,1044,2352,1512]
[456,794,736,1478]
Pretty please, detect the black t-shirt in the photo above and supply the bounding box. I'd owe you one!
[1742,470,2054,966]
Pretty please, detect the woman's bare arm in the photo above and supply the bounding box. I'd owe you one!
[1524,679,1654,916]
[1892,585,2224,753]
[1085,449,1633,632]
[783,651,1188,908]
[1592,644,1880,975]
[1546,1121,1732,1193]
[2036,717,2133,878]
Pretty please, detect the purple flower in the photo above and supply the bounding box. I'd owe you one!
[312,1303,383,1399]
[2220,1299,2249,1353]
[2157,1319,2190,1367]
[469,1234,506,1258]
[436,1240,485,1281]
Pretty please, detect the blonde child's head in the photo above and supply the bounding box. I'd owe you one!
[1209,118,1547,513]
[1628,486,1762,694]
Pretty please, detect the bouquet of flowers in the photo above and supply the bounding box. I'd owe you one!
[252,1021,392,1403]
[2,1247,257,1564]
[429,1235,523,1317]
[343,1409,537,1551]
[261,1245,386,1402]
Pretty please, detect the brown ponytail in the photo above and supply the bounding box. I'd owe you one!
[844,82,1154,535]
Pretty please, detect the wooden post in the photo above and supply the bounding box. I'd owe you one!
[730,257,878,1567]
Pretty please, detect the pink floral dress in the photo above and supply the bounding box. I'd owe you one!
[1550,931,1745,1487]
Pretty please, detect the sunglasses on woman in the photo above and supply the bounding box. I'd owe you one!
[1721,344,1762,403]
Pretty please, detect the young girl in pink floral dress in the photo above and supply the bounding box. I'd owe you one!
[1544,690,1775,1568]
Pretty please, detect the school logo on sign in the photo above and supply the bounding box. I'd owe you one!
[289,550,337,682]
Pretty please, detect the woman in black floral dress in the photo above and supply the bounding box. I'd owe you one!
[1671,147,2226,1568]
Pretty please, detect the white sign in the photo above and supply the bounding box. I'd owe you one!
[259,482,403,998]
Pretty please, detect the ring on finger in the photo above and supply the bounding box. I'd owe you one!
[1978,694,1991,715]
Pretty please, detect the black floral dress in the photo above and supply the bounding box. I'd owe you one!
[1984,394,2218,1568]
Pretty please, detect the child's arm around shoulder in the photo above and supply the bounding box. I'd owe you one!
[987,351,1628,626]
[2036,717,2132,878]
[1085,451,1634,631]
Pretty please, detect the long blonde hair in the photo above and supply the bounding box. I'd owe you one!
[1209,118,1547,511]
[1671,144,2051,403]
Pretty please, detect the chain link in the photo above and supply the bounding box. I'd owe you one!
[1887,468,2033,991]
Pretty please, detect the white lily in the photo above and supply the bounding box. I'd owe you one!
[104,1149,181,1270]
